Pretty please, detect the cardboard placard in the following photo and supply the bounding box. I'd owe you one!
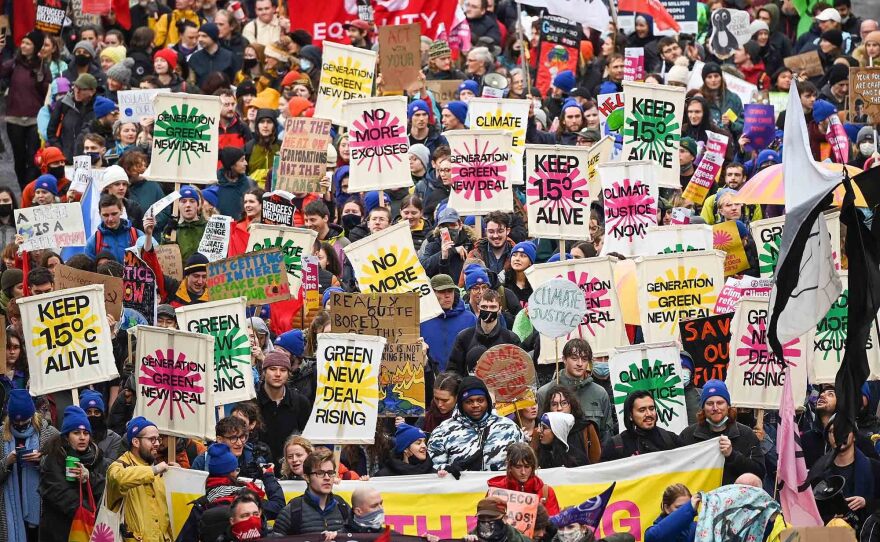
[206,249,291,305]
[850,67,880,123]
[425,80,463,106]
[247,224,317,296]
[155,244,183,281]
[54,264,124,319]
[679,314,732,387]
[378,23,421,92]
[486,488,539,537]
[784,51,823,78]
[528,278,588,338]
[329,291,420,341]
[474,344,536,403]
[14,203,86,251]
[123,249,157,325]
[379,338,426,417]
[276,117,332,194]
[778,528,855,542]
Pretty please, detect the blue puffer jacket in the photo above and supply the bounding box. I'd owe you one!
[85,218,145,262]
[420,297,476,372]
[645,500,697,542]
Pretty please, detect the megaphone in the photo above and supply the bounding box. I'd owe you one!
[813,475,849,520]
[481,73,509,98]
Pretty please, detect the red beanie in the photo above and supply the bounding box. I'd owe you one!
[37,147,66,172]
[287,97,314,117]
[154,48,179,71]
[281,70,303,88]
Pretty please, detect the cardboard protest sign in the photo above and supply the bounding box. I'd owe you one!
[198,215,232,262]
[446,130,514,215]
[344,96,411,192]
[486,488,539,537]
[20,285,118,395]
[261,191,296,226]
[378,338,426,417]
[247,224,317,296]
[329,292,419,341]
[742,104,775,153]
[779,528,856,542]
[70,155,91,193]
[784,51,823,78]
[35,0,66,34]
[621,82,686,184]
[124,249,157,325]
[597,93,625,136]
[680,314,732,387]
[726,296,808,408]
[525,145,592,240]
[118,89,171,122]
[633,225,714,255]
[750,212,841,278]
[713,276,772,315]
[54,264,124,318]
[598,161,659,256]
[176,298,257,405]
[682,131,728,205]
[609,342,688,434]
[526,257,628,359]
[302,333,386,443]
[637,250,726,342]
[148,93,221,184]
[535,14,580,96]
[707,9,751,59]
[425,80,462,106]
[378,24,421,91]
[14,203,86,251]
[206,249,291,305]
[467,98,529,185]
[315,42,378,125]
[155,244,183,281]
[276,117,332,194]
[134,326,215,439]
[850,67,880,123]
[585,137,615,202]
[475,344,536,403]
[623,48,645,81]
[712,221,750,276]
[528,278,588,338]
[343,221,442,321]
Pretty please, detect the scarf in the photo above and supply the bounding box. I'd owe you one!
[4,424,41,542]
[695,485,780,542]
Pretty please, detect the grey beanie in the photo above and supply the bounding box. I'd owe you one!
[73,40,97,58]
[857,125,875,144]
[107,57,135,86]
[409,143,431,170]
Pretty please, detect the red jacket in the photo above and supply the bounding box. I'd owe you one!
[487,474,560,515]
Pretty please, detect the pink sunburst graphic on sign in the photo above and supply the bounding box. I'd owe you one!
[736,323,801,372]
[561,270,611,336]
[713,229,734,249]
[451,138,509,202]
[138,348,205,420]
[526,167,589,213]
[604,178,656,241]
[349,109,407,173]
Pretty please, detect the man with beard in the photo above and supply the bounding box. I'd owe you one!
[106,417,174,542]
[600,391,682,461]
[80,390,126,461]
[526,99,584,145]
[801,384,879,469]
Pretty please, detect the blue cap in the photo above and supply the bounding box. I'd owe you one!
[437,207,460,225]
[80,389,106,413]
[275,329,305,357]
[562,98,583,113]
[547,252,571,263]
[60,406,92,435]
[598,81,618,94]
[323,286,345,307]
[553,70,576,93]
[756,149,780,168]
[202,185,220,208]
[511,241,536,263]
[464,264,490,290]
[126,416,157,445]
[457,80,479,97]
[444,101,468,124]
[8,389,35,423]
[179,185,200,202]
[207,443,239,475]
[812,99,837,123]
[700,379,731,407]
[394,423,427,455]
[407,99,430,119]
[364,190,391,214]
[35,174,59,196]
[94,96,118,119]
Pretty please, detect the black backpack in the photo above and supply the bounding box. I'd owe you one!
[199,503,231,542]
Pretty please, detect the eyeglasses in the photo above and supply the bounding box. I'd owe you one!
[550,400,569,409]
[223,434,249,444]
[139,436,161,443]
[309,470,336,478]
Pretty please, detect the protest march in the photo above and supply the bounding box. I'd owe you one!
[5,0,880,541]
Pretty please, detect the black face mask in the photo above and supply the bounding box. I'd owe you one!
[479,309,498,323]
[88,152,103,165]
[75,54,92,67]
[243,58,259,70]
[0,204,12,218]
[341,214,361,230]
[88,415,107,438]
[477,519,505,542]
[48,166,66,180]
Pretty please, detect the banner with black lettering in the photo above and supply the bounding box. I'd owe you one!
[315,42,378,125]
[621,82,686,187]
[750,211,842,278]
[467,98,529,185]
[636,251,726,342]
[302,333,386,444]
[598,161,659,256]
[633,225,714,255]
[247,224,318,296]
[343,96,411,192]
[726,296,808,409]
[525,145,592,240]
[446,130,514,215]
[609,342,688,434]
[123,249,157,325]
[20,285,118,395]
[148,93,221,184]
[679,313,732,387]
[134,326,215,440]
[525,257,628,358]
[344,221,442,321]
[175,298,256,406]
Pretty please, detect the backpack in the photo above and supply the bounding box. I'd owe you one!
[283,495,352,535]
[199,501,232,542]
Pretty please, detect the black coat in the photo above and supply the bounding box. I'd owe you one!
[679,421,765,485]
[256,383,312,468]
[601,427,682,462]
[447,322,521,376]
[47,92,97,163]
[375,456,435,477]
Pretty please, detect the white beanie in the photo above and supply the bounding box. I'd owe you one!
[97,165,129,193]
[541,412,574,450]
[666,56,690,86]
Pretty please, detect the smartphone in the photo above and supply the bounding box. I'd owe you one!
[16,448,34,458]
[440,228,452,245]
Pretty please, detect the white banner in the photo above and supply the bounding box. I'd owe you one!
[134,326,215,440]
[633,225,714,255]
[20,285,118,395]
[118,88,171,122]
[148,93,221,184]
[609,342,688,434]
[343,96,411,192]
[343,221,442,321]
[175,298,256,406]
[526,257,628,358]
[598,161,659,256]
[525,145,592,240]
[247,223,317,295]
[302,333,386,444]
[14,203,86,251]
[467,98,529,185]
[446,130,514,216]
[621,82,686,184]
[197,215,232,262]
[726,296,808,409]
[315,42,378,125]
[517,0,610,31]
[750,211,842,278]
[636,251,726,342]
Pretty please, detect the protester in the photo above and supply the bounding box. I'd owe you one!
[489,442,561,514]
[271,450,352,535]
[601,391,682,461]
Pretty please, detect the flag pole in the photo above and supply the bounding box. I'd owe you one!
[515,1,533,97]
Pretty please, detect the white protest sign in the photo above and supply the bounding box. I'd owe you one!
[70,155,91,193]
[343,95,411,192]
[14,203,86,250]
[467,98,529,184]
[118,88,171,122]
[708,9,752,59]
[148,93,221,184]
[528,278,587,338]
[598,161,659,256]
[633,225,714,255]
[446,130,514,215]
[621,82,686,185]
[525,144,592,240]
[145,190,181,220]
[198,215,232,262]
[315,42,378,125]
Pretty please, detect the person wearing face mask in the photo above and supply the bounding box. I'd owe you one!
[465,497,530,542]
[79,390,126,462]
[679,379,765,485]
[422,208,476,282]
[0,188,17,249]
[347,487,391,533]
[600,391,682,462]
[851,125,877,169]
[376,424,436,476]
[21,146,70,207]
[447,288,521,377]
[60,41,107,97]
[678,137,697,190]
[219,491,268,541]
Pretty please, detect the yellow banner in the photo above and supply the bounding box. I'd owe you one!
[165,440,723,540]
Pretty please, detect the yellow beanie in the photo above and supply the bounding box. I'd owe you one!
[99,45,127,65]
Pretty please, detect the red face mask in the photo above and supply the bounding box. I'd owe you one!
[230,516,262,541]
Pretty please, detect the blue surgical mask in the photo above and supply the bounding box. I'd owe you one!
[708,416,729,429]
[300,59,313,71]
[681,369,692,387]
[592,361,610,378]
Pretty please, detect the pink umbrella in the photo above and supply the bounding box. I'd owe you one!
[732,163,866,207]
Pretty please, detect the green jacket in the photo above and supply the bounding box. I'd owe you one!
[537,370,615,440]
[162,218,207,262]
